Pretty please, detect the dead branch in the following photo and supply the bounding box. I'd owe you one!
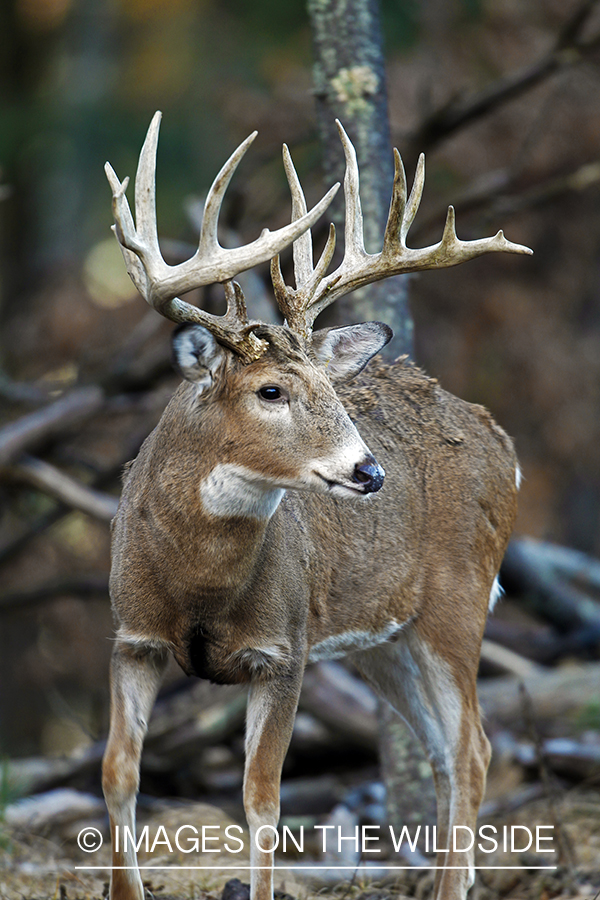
[5,745,105,797]
[510,537,600,590]
[299,661,378,751]
[519,681,578,867]
[4,454,119,522]
[0,400,161,566]
[502,538,600,656]
[0,372,53,406]
[406,0,600,159]
[480,638,545,678]
[478,660,600,728]
[510,736,600,783]
[411,158,600,245]
[484,616,566,666]
[0,386,105,466]
[145,681,248,761]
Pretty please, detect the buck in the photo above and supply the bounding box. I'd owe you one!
[102,112,531,900]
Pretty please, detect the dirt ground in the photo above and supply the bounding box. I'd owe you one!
[1,786,599,900]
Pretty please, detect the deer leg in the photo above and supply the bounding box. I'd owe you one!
[102,641,168,900]
[243,671,303,900]
[353,624,490,900]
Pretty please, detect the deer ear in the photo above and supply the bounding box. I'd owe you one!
[172,324,226,389]
[311,322,392,383]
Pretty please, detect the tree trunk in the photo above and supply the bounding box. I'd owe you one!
[307,0,413,359]
[307,0,437,832]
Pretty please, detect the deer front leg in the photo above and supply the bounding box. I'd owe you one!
[102,641,168,900]
[243,671,303,900]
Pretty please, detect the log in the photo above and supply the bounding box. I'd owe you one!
[478,661,600,728]
[0,386,104,465]
[502,538,600,656]
[5,454,119,521]
[479,637,545,678]
[511,737,600,782]
[484,616,565,666]
[299,661,378,750]
[145,681,248,760]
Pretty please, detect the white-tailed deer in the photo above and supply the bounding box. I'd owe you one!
[102,112,531,900]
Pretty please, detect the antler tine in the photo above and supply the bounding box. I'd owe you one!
[402,152,425,244]
[105,162,148,299]
[382,148,407,254]
[282,143,313,286]
[134,111,162,257]
[272,123,533,339]
[106,112,340,361]
[336,120,368,262]
[270,145,338,337]
[199,130,258,255]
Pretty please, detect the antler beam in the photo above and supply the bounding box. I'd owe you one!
[106,111,339,361]
[272,120,533,339]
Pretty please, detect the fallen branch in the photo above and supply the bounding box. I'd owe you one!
[511,736,600,783]
[4,454,119,522]
[145,681,248,761]
[0,386,104,466]
[484,616,565,666]
[480,637,545,678]
[502,538,600,656]
[478,660,600,728]
[299,662,378,751]
[0,372,52,406]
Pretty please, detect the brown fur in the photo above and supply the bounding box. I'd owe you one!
[103,331,518,900]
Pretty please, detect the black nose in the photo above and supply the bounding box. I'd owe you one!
[352,457,385,493]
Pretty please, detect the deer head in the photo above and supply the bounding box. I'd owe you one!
[105,114,530,506]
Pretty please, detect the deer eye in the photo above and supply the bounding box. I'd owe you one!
[257,385,287,403]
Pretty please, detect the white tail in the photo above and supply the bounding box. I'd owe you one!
[102,114,529,900]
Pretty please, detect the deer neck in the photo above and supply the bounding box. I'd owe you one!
[122,442,288,602]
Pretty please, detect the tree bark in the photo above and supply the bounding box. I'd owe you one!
[307,0,436,832]
[307,0,413,358]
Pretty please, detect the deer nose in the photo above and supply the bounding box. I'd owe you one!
[352,457,385,493]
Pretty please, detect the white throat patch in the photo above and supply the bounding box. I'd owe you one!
[199,463,285,520]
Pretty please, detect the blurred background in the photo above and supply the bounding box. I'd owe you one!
[1,0,599,792]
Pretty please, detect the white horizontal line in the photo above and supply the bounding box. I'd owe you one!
[75,865,558,871]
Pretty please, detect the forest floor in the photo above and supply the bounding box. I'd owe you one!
[1,785,599,900]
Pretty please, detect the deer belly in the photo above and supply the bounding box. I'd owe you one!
[308,619,406,662]
[176,623,294,684]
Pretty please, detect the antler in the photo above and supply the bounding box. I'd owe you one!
[106,111,339,362]
[271,120,533,339]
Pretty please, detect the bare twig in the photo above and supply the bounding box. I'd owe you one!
[4,454,119,522]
